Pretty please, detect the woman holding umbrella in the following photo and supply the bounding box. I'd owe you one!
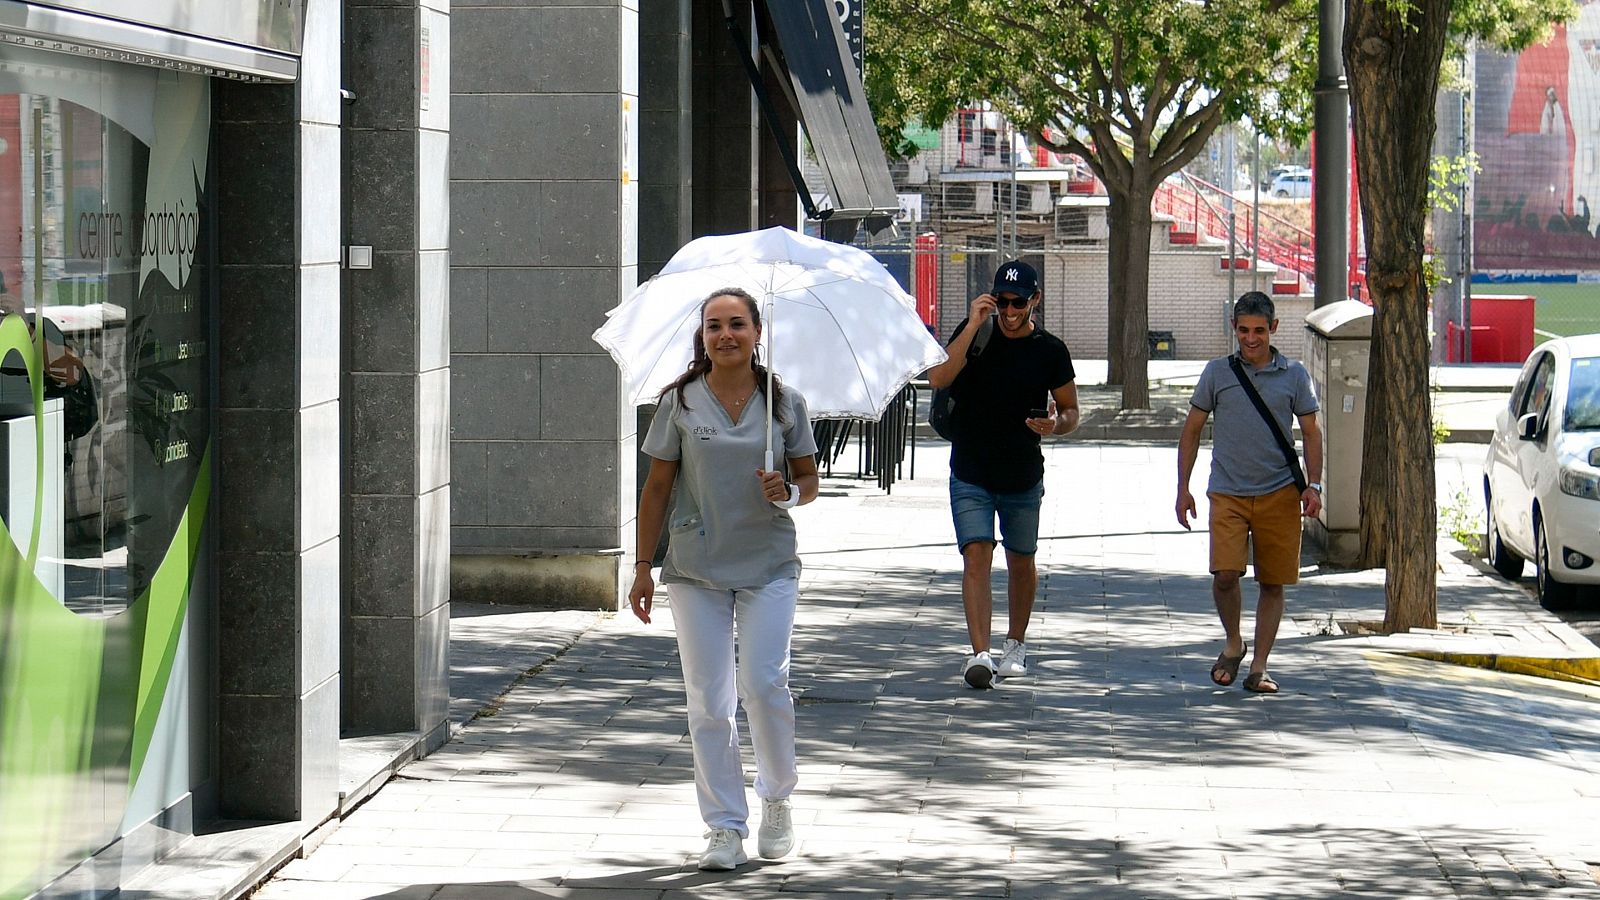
[629,287,820,871]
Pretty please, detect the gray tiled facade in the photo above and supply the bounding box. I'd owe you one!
[213,0,344,821]
[450,0,640,602]
[342,0,453,744]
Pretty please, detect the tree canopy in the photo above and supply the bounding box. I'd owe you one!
[866,1,1318,170]
[865,1,1317,407]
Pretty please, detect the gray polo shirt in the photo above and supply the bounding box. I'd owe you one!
[642,378,819,590]
[1191,350,1319,497]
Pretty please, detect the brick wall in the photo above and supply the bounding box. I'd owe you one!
[928,234,1314,365]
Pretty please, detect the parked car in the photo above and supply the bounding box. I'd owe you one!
[1483,334,1600,609]
[1260,164,1308,192]
[1270,170,1312,199]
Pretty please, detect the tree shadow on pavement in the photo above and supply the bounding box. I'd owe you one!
[364,558,1600,899]
[346,819,1597,899]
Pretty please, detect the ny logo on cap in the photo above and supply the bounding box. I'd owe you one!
[1003,267,1019,281]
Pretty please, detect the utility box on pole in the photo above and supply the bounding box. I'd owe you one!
[1304,300,1373,565]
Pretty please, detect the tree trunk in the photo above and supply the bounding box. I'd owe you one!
[1355,345,1389,568]
[1104,186,1153,408]
[1346,0,1448,631]
[1106,198,1127,387]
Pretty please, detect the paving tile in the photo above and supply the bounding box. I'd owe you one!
[249,442,1600,900]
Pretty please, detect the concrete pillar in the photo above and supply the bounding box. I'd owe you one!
[450,0,638,602]
[692,0,757,235]
[212,0,343,822]
[340,0,452,743]
[640,0,693,280]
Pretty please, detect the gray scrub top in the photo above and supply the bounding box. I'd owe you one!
[642,378,819,590]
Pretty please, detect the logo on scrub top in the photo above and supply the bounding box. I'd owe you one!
[692,425,718,440]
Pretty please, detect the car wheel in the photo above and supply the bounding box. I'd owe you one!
[1485,492,1524,579]
[1275,189,1289,198]
[1535,513,1579,611]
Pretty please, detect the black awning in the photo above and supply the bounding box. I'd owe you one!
[737,0,898,240]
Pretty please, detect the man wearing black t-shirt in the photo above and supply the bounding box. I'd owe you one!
[926,260,1080,689]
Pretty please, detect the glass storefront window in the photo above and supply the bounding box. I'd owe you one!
[0,53,212,618]
[1,47,213,898]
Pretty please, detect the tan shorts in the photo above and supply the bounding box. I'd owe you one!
[1208,485,1304,585]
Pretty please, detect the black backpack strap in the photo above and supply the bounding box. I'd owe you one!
[1227,355,1308,492]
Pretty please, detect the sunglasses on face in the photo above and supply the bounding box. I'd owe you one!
[994,295,1032,309]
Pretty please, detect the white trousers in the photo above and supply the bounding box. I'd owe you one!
[667,577,798,836]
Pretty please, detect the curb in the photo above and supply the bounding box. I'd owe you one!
[1400,651,1600,687]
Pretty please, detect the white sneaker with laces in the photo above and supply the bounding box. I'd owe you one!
[997,639,1028,677]
[698,827,748,871]
[963,650,996,689]
[758,797,795,859]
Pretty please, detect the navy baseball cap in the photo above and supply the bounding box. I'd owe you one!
[992,260,1039,297]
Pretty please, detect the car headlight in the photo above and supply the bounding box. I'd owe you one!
[1559,466,1600,500]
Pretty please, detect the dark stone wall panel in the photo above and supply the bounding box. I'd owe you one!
[484,440,619,527]
[451,355,540,440]
[483,267,618,354]
[348,250,420,374]
[219,409,297,553]
[347,495,419,616]
[450,441,488,526]
[348,373,419,496]
[217,551,299,696]
[345,6,419,131]
[216,121,297,267]
[346,129,420,250]
[218,696,299,819]
[541,355,620,440]
[450,181,543,267]
[450,267,489,353]
[454,7,619,94]
[218,265,299,410]
[342,617,418,733]
[452,94,619,181]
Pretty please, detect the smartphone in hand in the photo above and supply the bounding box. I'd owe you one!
[1028,408,1049,419]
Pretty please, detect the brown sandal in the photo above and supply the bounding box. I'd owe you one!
[1210,643,1247,686]
[1243,672,1279,694]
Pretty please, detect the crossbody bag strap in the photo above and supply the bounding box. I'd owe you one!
[1228,355,1308,492]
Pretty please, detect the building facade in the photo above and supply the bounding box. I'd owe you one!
[0,0,888,897]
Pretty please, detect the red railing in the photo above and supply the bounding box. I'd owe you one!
[1152,173,1316,292]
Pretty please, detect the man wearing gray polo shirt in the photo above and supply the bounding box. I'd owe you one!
[1176,291,1323,694]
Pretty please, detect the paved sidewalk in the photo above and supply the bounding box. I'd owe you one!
[253,439,1600,899]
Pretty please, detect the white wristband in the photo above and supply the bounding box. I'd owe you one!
[772,482,799,509]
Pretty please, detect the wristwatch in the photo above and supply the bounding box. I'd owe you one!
[1307,482,1323,493]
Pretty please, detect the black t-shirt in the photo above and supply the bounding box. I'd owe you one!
[946,318,1076,493]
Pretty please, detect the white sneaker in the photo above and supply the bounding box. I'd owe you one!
[698,827,748,871]
[758,798,795,859]
[997,639,1028,677]
[963,651,996,689]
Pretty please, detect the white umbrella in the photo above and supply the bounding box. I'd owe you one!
[593,226,947,469]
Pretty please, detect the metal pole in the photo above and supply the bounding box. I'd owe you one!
[1225,125,1237,302]
[1314,0,1350,308]
[1252,128,1262,293]
[1461,50,1476,361]
[1009,119,1019,255]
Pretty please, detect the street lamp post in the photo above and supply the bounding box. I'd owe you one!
[1315,0,1350,308]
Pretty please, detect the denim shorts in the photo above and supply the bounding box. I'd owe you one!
[949,475,1045,555]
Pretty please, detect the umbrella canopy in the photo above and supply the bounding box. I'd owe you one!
[593,226,947,422]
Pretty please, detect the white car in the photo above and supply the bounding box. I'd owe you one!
[1270,171,1311,199]
[1483,334,1600,609]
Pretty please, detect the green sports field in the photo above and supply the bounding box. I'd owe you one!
[1474,281,1600,341]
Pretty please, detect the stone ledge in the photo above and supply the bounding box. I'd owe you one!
[450,552,620,610]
